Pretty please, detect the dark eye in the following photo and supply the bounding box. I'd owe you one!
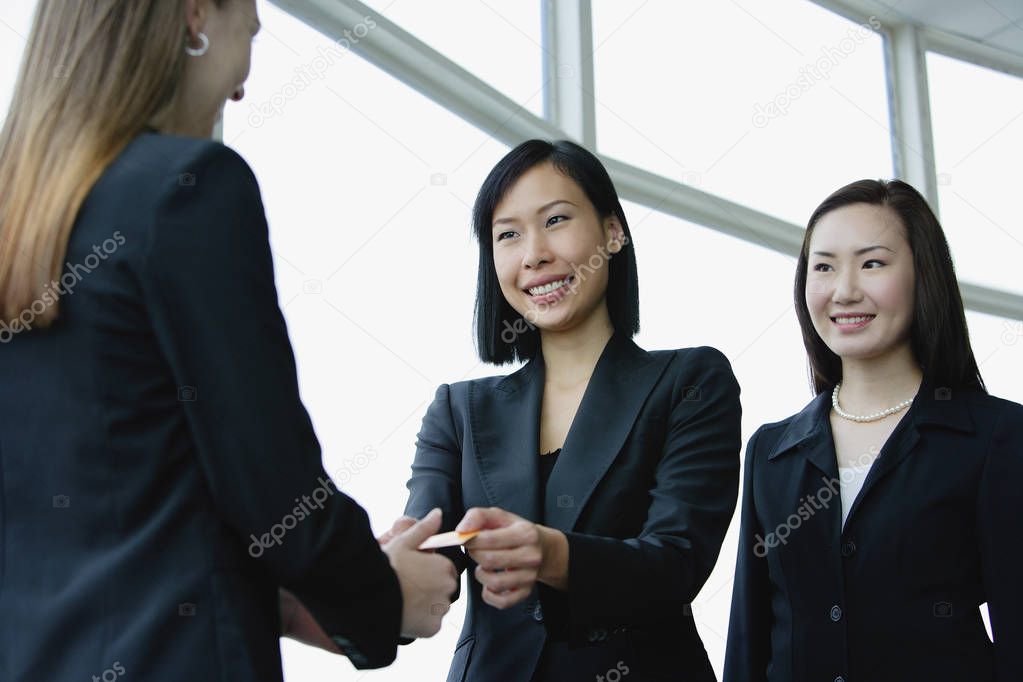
[863,259,884,269]
[812,263,833,272]
[495,231,516,242]
[546,215,568,227]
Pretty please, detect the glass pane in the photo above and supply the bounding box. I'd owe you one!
[626,200,811,677]
[361,0,544,116]
[593,0,892,226]
[227,2,512,678]
[0,1,37,122]
[965,310,1023,405]
[928,52,1023,295]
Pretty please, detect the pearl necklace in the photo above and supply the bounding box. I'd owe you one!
[832,382,914,423]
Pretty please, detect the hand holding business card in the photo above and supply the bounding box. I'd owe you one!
[418,529,482,550]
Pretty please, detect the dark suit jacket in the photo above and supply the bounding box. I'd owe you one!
[404,334,742,682]
[724,376,1023,681]
[0,133,401,681]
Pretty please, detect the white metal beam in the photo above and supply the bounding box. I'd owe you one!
[811,0,1023,79]
[923,27,1023,80]
[267,0,1023,319]
[541,0,597,148]
[885,22,940,210]
[267,0,564,144]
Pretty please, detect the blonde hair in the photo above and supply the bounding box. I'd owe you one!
[0,1,202,327]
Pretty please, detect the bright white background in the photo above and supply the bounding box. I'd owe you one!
[2,1,1021,680]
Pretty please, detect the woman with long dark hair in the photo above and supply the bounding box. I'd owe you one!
[392,139,743,681]
[724,179,1022,681]
[0,2,455,679]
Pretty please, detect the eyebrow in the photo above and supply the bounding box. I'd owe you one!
[492,199,577,227]
[811,245,895,257]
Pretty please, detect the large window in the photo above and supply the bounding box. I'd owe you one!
[592,0,893,226]
[226,4,509,677]
[360,0,544,115]
[928,52,1023,295]
[0,1,35,115]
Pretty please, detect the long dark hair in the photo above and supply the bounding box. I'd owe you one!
[794,179,985,394]
[471,139,640,365]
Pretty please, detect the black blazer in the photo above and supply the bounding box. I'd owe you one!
[0,133,401,680]
[724,376,1023,681]
[404,334,742,682]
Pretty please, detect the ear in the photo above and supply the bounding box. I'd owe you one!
[184,0,210,41]
[603,216,626,254]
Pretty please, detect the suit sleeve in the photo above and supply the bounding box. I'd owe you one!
[723,427,772,682]
[977,399,1023,680]
[554,346,742,643]
[403,383,471,582]
[140,143,401,669]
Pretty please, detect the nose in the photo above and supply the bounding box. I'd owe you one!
[832,267,862,305]
[522,230,553,270]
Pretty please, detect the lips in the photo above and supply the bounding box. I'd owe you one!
[522,274,574,297]
[830,313,875,330]
[522,275,575,306]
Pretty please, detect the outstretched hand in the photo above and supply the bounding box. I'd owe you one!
[457,507,568,609]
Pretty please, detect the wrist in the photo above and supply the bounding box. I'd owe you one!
[537,525,569,589]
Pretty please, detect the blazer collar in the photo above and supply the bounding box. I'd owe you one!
[766,374,977,526]
[769,374,975,457]
[469,332,673,531]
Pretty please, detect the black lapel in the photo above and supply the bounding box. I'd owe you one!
[542,333,673,532]
[843,376,975,528]
[767,391,837,479]
[468,356,545,522]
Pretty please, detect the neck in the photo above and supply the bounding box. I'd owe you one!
[148,100,214,139]
[539,307,614,389]
[837,343,923,414]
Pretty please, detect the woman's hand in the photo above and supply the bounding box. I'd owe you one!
[458,507,569,609]
[278,588,341,653]
[377,515,417,545]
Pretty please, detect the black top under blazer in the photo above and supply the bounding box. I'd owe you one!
[0,133,401,681]
[404,334,743,682]
[724,376,1023,681]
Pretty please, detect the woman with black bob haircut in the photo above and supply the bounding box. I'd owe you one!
[386,139,743,681]
[724,179,1022,681]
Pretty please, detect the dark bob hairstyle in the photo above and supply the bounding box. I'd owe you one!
[471,139,640,365]
[794,179,985,395]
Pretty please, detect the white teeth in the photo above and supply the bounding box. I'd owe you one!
[834,315,874,324]
[528,278,569,296]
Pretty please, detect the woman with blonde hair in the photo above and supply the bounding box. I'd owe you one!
[0,2,455,679]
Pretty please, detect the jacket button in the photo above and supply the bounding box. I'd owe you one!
[532,602,544,623]
[830,605,843,622]
[841,541,856,557]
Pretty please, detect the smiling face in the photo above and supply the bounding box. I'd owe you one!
[805,203,916,362]
[178,0,260,136]
[491,162,624,334]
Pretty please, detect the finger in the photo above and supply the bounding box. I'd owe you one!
[467,545,542,571]
[379,516,418,544]
[474,566,536,593]
[392,515,417,531]
[395,508,443,548]
[455,506,511,533]
[465,523,536,551]
[481,585,527,610]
